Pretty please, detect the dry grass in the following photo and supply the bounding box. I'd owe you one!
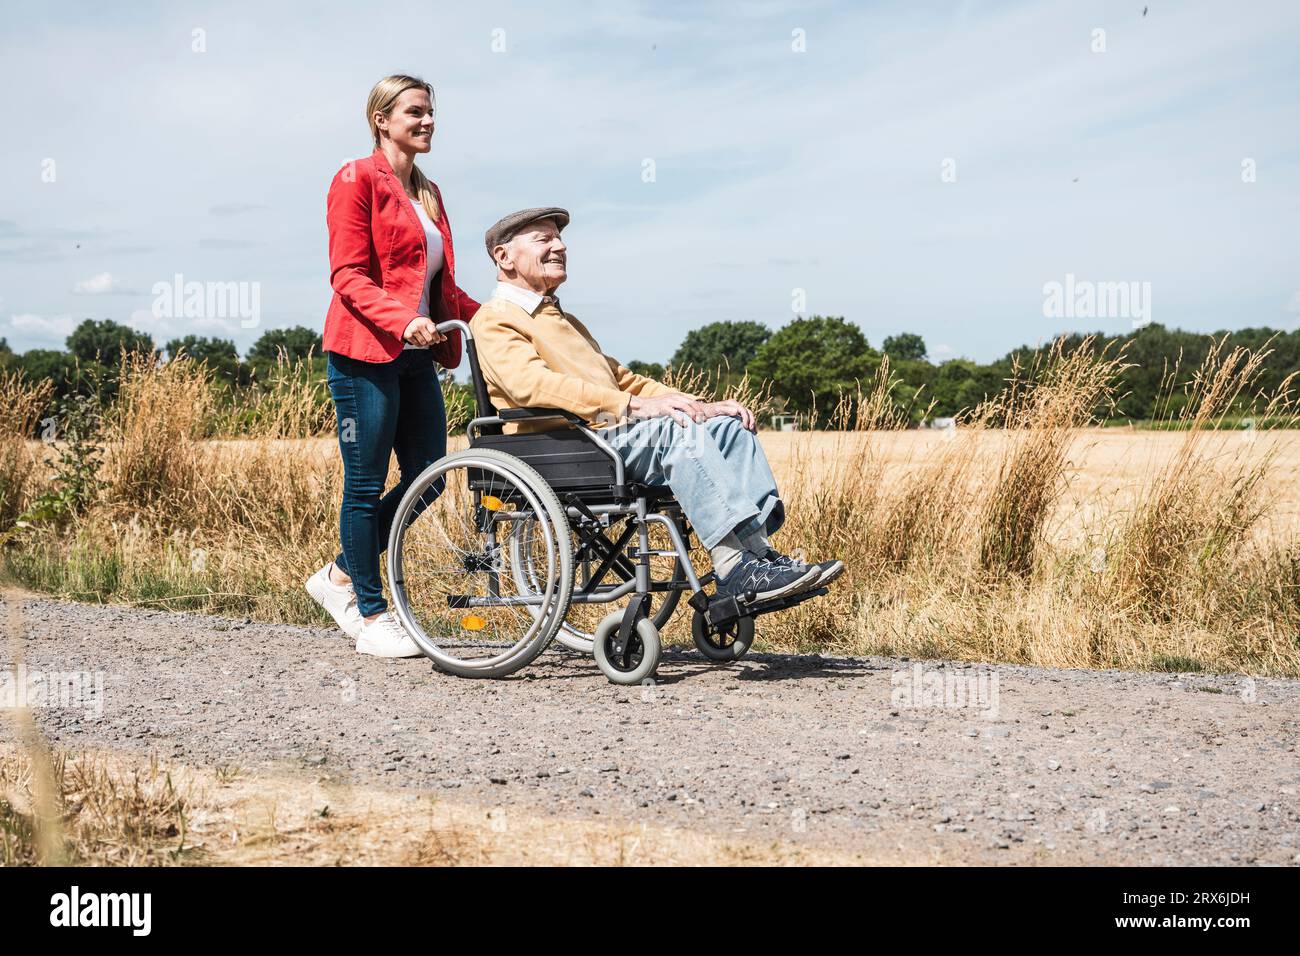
[762,337,1300,673]
[0,746,197,866]
[1113,342,1299,612]
[0,371,52,532]
[211,350,334,440]
[3,336,1298,674]
[975,338,1125,577]
[103,353,214,518]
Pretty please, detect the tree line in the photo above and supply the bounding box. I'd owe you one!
[633,317,1300,422]
[0,320,325,401]
[4,316,1298,425]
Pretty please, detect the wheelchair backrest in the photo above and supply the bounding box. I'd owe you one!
[463,335,503,435]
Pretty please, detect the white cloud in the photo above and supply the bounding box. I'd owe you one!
[72,271,132,295]
[9,313,75,346]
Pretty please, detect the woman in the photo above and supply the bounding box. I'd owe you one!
[306,74,480,658]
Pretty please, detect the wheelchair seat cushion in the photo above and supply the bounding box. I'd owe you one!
[470,429,677,503]
[471,428,618,493]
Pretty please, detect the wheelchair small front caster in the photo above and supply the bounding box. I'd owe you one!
[593,609,661,685]
[691,609,755,662]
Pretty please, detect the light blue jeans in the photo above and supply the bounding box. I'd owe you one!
[603,414,784,549]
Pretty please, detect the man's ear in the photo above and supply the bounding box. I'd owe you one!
[492,244,511,271]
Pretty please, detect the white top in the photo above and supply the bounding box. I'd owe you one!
[404,198,447,349]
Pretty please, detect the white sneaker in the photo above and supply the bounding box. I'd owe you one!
[305,562,363,639]
[355,612,423,659]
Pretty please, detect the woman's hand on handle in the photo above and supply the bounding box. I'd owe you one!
[402,315,447,347]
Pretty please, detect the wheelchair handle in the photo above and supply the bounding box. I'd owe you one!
[438,318,499,426]
[434,318,473,341]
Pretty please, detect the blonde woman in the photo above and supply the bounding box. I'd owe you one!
[306,75,479,657]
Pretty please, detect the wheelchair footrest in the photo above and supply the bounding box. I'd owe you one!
[704,585,829,628]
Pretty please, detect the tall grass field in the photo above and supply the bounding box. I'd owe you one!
[2,338,1297,676]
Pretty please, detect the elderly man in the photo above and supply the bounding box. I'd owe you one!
[470,207,842,602]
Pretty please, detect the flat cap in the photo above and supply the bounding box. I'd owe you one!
[484,207,570,260]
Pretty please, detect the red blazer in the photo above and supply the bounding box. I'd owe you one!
[324,149,479,366]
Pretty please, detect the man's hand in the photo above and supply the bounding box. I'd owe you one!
[627,392,709,427]
[699,399,756,431]
[402,315,448,347]
[627,394,756,430]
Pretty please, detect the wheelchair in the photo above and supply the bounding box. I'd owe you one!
[385,319,828,684]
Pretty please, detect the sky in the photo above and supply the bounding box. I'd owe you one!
[1,0,1297,370]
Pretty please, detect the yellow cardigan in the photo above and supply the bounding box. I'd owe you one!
[471,296,675,431]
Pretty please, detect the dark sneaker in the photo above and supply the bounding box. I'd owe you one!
[764,549,844,588]
[715,553,820,603]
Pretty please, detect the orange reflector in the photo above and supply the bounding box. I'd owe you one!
[460,614,487,631]
[481,495,504,511]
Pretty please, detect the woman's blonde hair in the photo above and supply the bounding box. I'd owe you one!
[366,74,440,222]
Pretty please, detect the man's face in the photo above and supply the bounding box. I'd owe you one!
[496,219,567,293]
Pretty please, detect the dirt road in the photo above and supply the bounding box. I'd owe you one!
[5,594,1298,864]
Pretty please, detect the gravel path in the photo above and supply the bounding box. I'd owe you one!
[5,594,1298,864]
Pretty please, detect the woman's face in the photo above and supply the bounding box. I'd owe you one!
[377,88,434,154]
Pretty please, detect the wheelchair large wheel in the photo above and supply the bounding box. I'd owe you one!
[388,448,573,678]
[691,609,755,662]
[510,515,689,654]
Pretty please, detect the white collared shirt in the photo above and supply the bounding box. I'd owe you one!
[489,281,557,315]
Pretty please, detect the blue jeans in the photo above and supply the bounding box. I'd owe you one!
[326,349,448,616]
[604,414,784,550]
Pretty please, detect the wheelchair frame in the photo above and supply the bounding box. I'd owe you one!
[386,319,827,683]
